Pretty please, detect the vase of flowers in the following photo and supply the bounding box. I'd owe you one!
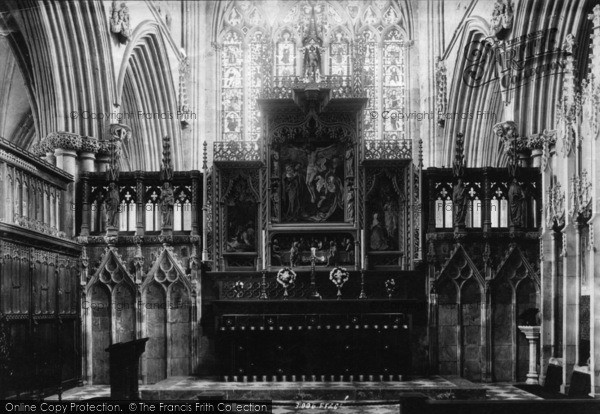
[385,278,396,299]
[232,281,244,298]
[276,267,297,299]
[329,267,349,300]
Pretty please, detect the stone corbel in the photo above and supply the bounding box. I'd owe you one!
[109,0,132,44]
[493,121,525,155]
[133,239,144,285]
[490,0,514,38]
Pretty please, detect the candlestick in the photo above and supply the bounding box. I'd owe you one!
[259,270,268,300]
[360,229,366,269]
[262,230,267,270]
[309,248,321,299]
[358,269,367,299]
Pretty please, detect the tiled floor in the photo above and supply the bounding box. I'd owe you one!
[47,377,541,402]
[484,383,543,400]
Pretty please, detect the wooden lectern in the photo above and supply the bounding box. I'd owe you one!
[105,338,149,400]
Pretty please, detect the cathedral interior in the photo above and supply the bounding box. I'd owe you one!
[1,0,600,411]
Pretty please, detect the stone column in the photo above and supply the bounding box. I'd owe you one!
[51,132,82,238]
[519,325,541,384]
[96,140,111,172]
[79,152,96,172]
[587,4,600,398]
[55,148,78,175]
[78,137,99,236]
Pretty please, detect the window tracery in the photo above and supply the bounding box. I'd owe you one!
[218,1,407,142]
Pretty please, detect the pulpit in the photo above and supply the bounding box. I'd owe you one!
[106,338,149,399]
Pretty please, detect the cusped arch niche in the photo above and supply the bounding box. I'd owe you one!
[141,246,194,379]
[85,248,137,384]
[491,244,540,382]
[435,244,485,380]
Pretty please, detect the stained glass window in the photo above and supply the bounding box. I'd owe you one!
[362,29,378,141]
[221,30,243,141]
[218,1,407,142]
[383,29,405,140]
[275,30,295,77]
[249,31,266,141]
[329,29,349,77]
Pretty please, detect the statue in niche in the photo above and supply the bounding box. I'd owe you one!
[271,238,282,266]
[105,182,120,228]
[345,147,354,176]
[452,178,469,227]
[327,241,338,267]
[370,213,389,251]
[271,152,280,177]
[383,194,399,242]
[346,186,355,222]
[302,43,322,82]
[508,177,525,227]
[270,181,281,222]
[283,164,302,219]
[289,241,300,267]
[159,182,175,228]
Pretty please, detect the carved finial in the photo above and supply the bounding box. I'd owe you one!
[160,136,174,182]
[453,133,465,178]
[435,57,447,127]
[202,141,208,171]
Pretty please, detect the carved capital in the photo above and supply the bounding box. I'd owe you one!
[80,136,100,153]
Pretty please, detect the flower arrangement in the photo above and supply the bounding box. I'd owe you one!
[276,267,297,299]
[385,278,396,299]
[232,280,244,298]
[329,267,350,299]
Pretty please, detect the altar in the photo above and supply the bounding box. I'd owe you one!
[214,298,424,381]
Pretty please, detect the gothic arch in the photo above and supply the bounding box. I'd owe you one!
[118,29,183,171]
[141,246,194,381]
[490,244,540,382]
[85,247,136,384]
